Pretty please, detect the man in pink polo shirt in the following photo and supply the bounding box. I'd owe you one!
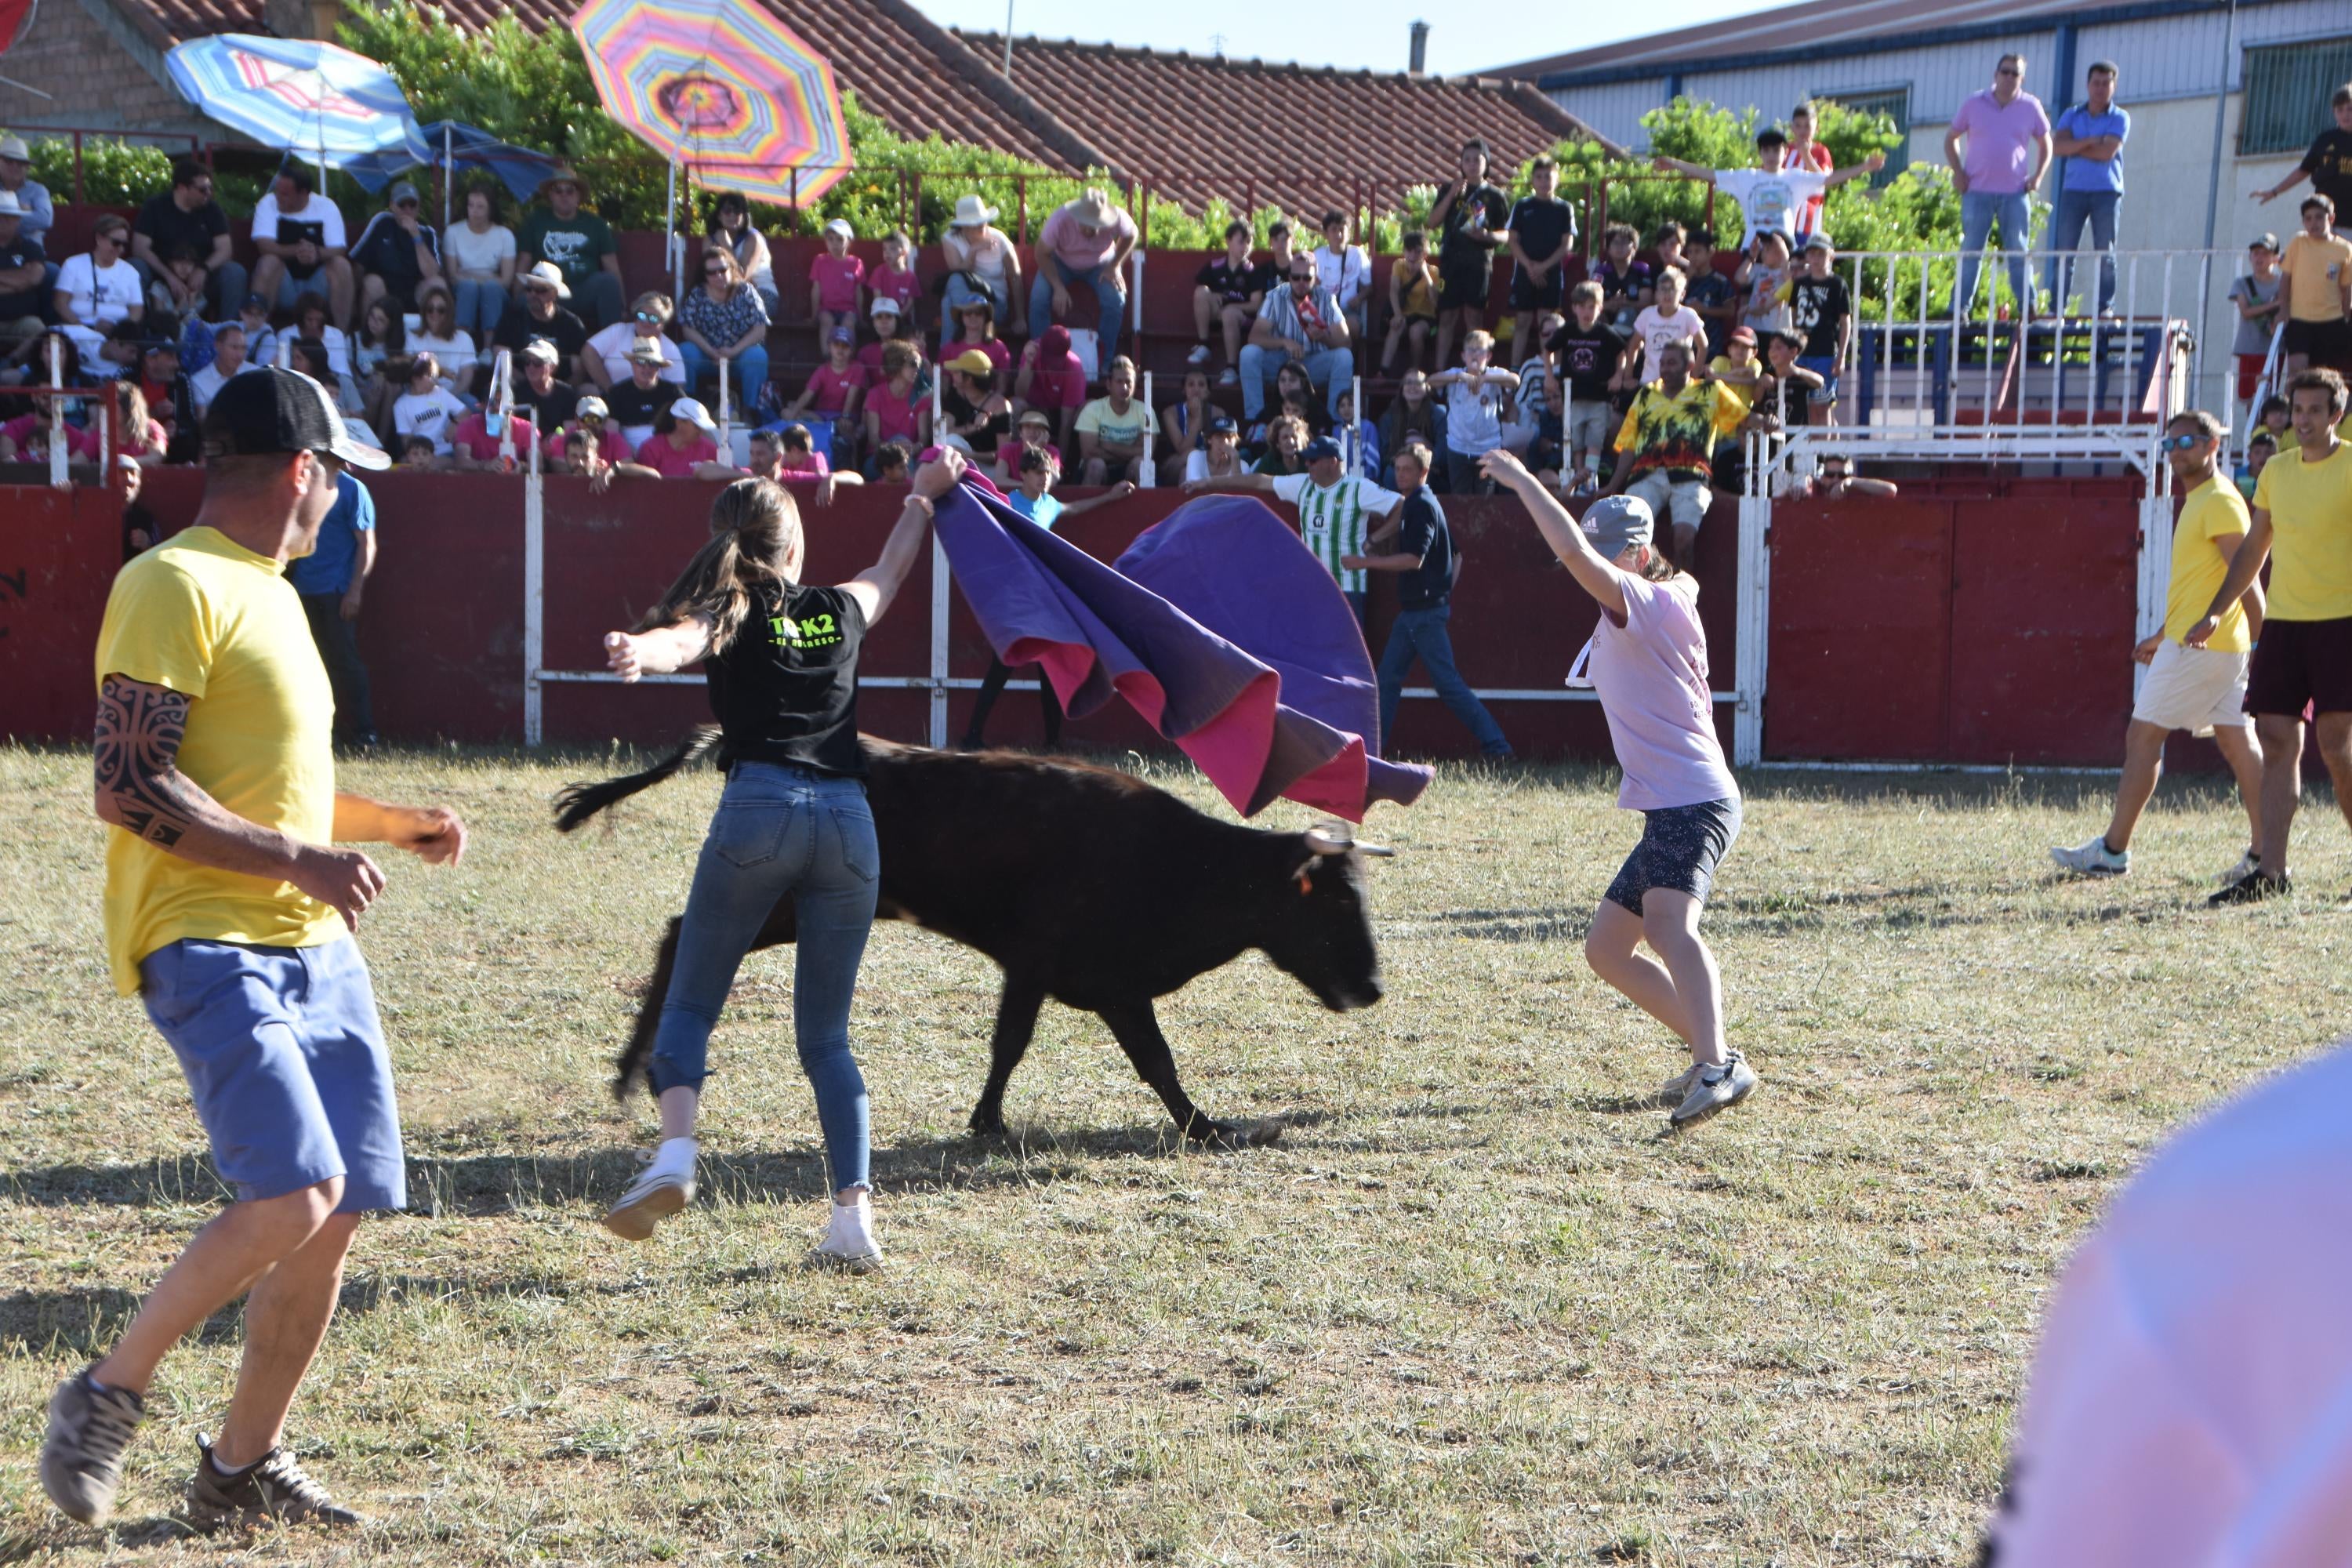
[1026,187,1137,369]
[1944,53,2053,318]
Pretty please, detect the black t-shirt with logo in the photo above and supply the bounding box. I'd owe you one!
[1788,273,1852,361]
[2302,128,2352,215]
[1437,181,1509,270]
[133,193,229,263]
[1196,256,1274,305]
[1548,321,1627,401]
[1506,195,1576,265]
[707,582,868,778]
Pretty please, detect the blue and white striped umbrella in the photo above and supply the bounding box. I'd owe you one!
[164,34,428,168]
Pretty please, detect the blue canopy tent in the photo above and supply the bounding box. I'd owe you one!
[343,121,572,229]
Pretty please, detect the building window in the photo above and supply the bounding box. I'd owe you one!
[2241,37,2352,158]
[1820,87,1908,189]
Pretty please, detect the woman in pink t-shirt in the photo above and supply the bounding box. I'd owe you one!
[636,400,721,477]
[1483,448,1755,1130]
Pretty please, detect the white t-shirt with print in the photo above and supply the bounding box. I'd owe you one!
[249,191,349,255]
[1632,306,1707,383]
[586,323,686,386]
[394,385,469,453]
[1713,168,1830,249]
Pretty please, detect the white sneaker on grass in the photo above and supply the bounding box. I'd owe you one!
[1657,1060,1704,1107]
[603,1138,697,1240]
[1670,1051,1757,1128]
[2050,836,2129,877]
[2217,848,2260,886]
[808,1194,885,1274]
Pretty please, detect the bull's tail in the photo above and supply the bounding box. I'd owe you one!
[553,727,722,833]
[613,917,684,1101]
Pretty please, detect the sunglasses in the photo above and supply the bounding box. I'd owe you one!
[2159,432,2210,451]
[703,265,727,275]
[633,310,662,323]
[1289,271,1313,281]
[96,232,125,245]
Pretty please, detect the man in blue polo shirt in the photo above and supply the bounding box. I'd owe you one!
[2046,60,2130,315]
[285,463,379,750]
[1356,441,1512,759]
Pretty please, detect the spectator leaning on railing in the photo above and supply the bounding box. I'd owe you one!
[132,159,245,323]
[1030,187,1138,371]
[2044,61,2129,317]
[1945,53,2053,315]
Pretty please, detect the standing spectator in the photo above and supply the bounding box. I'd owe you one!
[1312,210,1372,334]
[635,397,720,477]
[869,230,920,320]
[940,194,1023,337]
[2231,234,2286,403]
[1682,227,1736,360]
[1074,354,1152,485]
[2187,368,2352,903]
[1241,256,1352,426]
[2256,82,2352,229]
[443,185,515,347]
[509,338,577,431]
[1782,101,1838,236]
[1363,441,1511,759]
[53,214,142,358]
[706,192,776,314]
[392,353,466,454]
[407,283,476,398]
[249,165,353,328]
[1383,230,1439,375]
[2052,410,2263,882]
[862,339,930,459]
[607,343,675,447]
[1014,323,1089,451]
[2045,61,2129,316]
[2278,197,2352,376]
[1377,367,1446,487]
[131,159,245,322]
[493,262,592,384]
[0,188,47,337]
[1945,54,2054,315]
[1029,187,1138,368]
[1192,221,1271,383]
[187,321,251,414]
[677,243,770,418]
[1507,156,1577,369]
[584,290,684,390]
[1592,223,1653,333]
[809,219,864,346]
[1628,267,1706,386]
[350,182,441,318]
[1755,330,1825,433]
[1601,341,1748,561]
[1185,434,1403,625]
[518,169,624,331]
[1430,139,1510,370]
[1737,231,1795,337]
[780,327,868,457]
[1788,235,1853,424]
[1428,329,1518,495]
[1652,129,1882,252]
[0,132,52,242]
[285,459,380,750]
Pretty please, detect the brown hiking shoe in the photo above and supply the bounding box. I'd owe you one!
[183,1436,364,1533]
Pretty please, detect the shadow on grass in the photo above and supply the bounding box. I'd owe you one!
[0,1285,239,1361]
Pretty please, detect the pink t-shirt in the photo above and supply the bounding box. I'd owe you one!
[1039,202,1138,273]
[856,334,926,379]
[948,336,1012,376]
[804,361,869,415]
[2,412,96,458]
[1022,347,1088,412]
[773,450,830,483]
[450,412,538,463]
[635,430,718,477]
[546,423,632,463]
[869,263,920,313]
[810,252,866,313]
[866,382,924,445]
[1587,572,1737,811]
[1951,88,2050,195]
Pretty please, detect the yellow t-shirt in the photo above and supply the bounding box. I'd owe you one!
[2164,477,2252,652]
[2281,233,2352,322]
[95,526,341,995]
[2251,441,2352,622]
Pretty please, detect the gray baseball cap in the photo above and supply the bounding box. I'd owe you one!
[1581,494,1654,557]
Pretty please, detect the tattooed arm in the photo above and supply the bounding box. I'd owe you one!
[94,673,387,924]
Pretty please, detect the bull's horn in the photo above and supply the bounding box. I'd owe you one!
[1305,823,1396,858]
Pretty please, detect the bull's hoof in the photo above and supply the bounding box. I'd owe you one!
[966,1110,1008,1140]
[1185,1116,1282,1151]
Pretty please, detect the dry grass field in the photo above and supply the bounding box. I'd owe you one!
[2,742,2349,1566]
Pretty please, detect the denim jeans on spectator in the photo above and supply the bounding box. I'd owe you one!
[942,270,1008,340]
[679,340,769,417]
[132,257,248,323]
[648,761,880,1193]
[1028,262,1126,366]
[1236,341,1354,421]
[1443,447,1497,496]
[2043,189,2120,314]
[565,270,626,333]
[452,278,506,343]
[299,593,376,746]
[1956,191,2033,316]
[1377,603,1509,757]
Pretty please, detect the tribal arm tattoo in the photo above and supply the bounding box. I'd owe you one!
[93,675,300,877]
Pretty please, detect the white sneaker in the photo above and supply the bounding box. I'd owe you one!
[1656,1060,1704,1107]
[2217,848,2260,886]
[808,1195,885,1274]
[2050,835,2129,877]
[1670,1051,1757,1128]
[1185,343,1210,365]
[1217,367,1238,386]
[603,1138,697,1240]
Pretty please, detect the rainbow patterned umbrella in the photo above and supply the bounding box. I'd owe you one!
[570,0,850,206]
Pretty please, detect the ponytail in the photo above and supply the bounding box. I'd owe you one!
[634,477,803,655]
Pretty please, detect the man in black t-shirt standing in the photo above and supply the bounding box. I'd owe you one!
[131,158,245,321]
[1547,280,1628,491]
[2260,85,2352,236]
[1432,138,1511,372]
[1356,441,1512,759]
[1507,157,1577,369]
[1190,221,1272,385]
[1786,234,1853,426]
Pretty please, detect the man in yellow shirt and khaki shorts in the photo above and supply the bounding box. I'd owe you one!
[38,369,467,1533]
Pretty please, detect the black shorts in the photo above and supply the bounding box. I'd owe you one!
[2244,616,2352,717]
[1508,268,1566,312]
[2282,318,2352,364]
[1605,797,1742,916]
[1439,256,1492,310]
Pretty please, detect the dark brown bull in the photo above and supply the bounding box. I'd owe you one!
[555,733,1390,1147]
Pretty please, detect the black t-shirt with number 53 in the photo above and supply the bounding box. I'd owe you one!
[706,581,869,778]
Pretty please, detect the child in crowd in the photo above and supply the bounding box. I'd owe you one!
[1682,228,1736,361]
[1384,230,1439,374]
[1592,223,1653,333]
[869,230,920,320]
[1756,328,1826,430]
[2236,430,2275,499]
[399,434,438,467]
[1737,231,1794,336]
[1630,266,1706,385]
[1788,234,1852,426]
[1014,324,1089,452]
[1548,280,1628,494]
[1651,222,1688,276]
[2229,234,2285,405]
[1336,386,1381,479]
[2279,194,2352,376]
[1708,325,1765,401]
[1377,366,1446,488]
[809,218,865,345]
[1428,328,1519,495]
[146,244,209,319]
[858,296,925,377]
[1159,367,1214,485]
[993,406,1063,488]
[945,297,1011,389]
[783,327,869,460]
[230,292,278,369]
[872,439,911,485]
[862,339,929,464]
[392,352,467,454]
[1184,413,1247,485]
[2256,393,2291,441]
[1313,210,1373,334]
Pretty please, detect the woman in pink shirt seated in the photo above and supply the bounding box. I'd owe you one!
[1481,448,1756,1131]
[636,397,721,477]
[861,339,930,461]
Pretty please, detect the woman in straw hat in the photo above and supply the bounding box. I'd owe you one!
[941,192,1023,339]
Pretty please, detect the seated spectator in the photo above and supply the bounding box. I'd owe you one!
[494,262,592,383]
[941,194,1023,337]
[1549,281,1628,490]
[606,342,673,447]
[858,295,924,376]
[510,337,578,430]
[352,182,442,318]
[1592,223,1652,332]
[943,296,1011,388]
[518,168,624,330]
[993,405,1062,488]
[872,439,912,485]
[135,335,198,463]
[94,317,145,380]
[543,391,633,466]
[1192,220,1271,383]
[286,291,352,379]
[0,133,53,245]
[1708,325,1765,400]
[781,326,868,456]
[1377,367,1446,488]
[1029,187,1138,365]
[393,352,468,453]
[707,192,777,314]
[408,282,476,397]
[1682,227,1735,360]
[1383,231,1439,376]
[229,292,277,370]
[557,423,659,490]
[1653,222,1691,277]
[2280,195,2352,376]
[1074,355,1152,485]
[1312,210,1372,334]
[938,347,1010,466]
[1254,412,1309,477]
[1755,328,1826,429]
[249,164,354,327]
[1737,231,1795,336]
[0,189,44,353]
[677,242,770,418]
[1014,324,1088,451]
[862,339,929,459]
[445,184,516,345]
[1159,366,1214,484]
[446,401,536,470]
[398,433,439,467]
[187,320,252,413]
[54,214,142,358]
[132,158,245,321]
[1628,266,1706,384]
[1507,157,1577,368]
[1600,339,1748,561]
[1336,386,1381,480]
[2230,234,2285,403]
[1427,329,1519,494]
[289,336,361,415]
[810,219,865,346]
[142,244,209,321]
[1184,413,1246,484]
[1265,219,1300,280]
[869,229,919,319]
[585,290,684,390]
[352,298,405,435]
[1242,257,1351,426]
[1249,359,1323,448]
[636,397,720,477]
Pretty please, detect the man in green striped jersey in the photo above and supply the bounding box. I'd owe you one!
[1183,434,1403,623]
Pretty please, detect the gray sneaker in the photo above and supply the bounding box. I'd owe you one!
[2050,835,2129,877]
[1670,1051,1758,1128]
[1656,1060,1704,1107]
[184,1435,363,1534]
[40,1367,145,1524]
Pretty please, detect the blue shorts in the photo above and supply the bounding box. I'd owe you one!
[139,936,406,1213]
[1796,354,1840,405]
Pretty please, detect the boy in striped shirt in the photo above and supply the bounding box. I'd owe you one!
[1183,434,1403,622]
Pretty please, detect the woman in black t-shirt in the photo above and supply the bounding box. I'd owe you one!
[597,451,962,1269]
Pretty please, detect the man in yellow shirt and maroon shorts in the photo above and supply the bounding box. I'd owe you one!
[39,368,467,1532]
[2189,368,2352,902]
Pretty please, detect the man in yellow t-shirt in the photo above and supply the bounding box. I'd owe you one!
[39,370,467,1534]
[2188,368,2352,903]
[2279,195,2352,377]
[2053,410,2264,880]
